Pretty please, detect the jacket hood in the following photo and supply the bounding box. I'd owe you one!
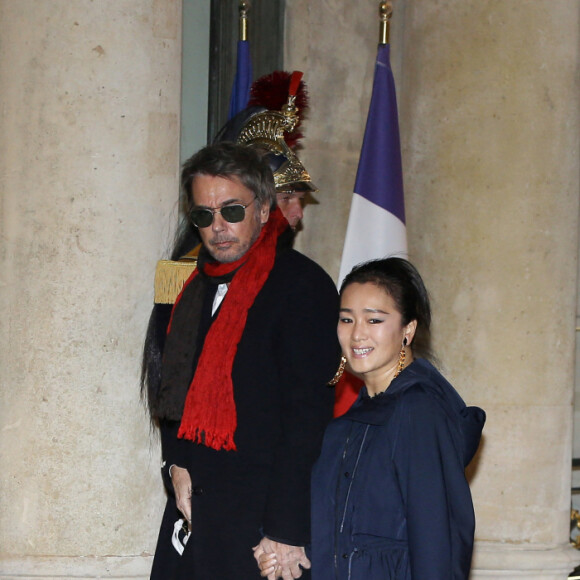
[346,358,485,467]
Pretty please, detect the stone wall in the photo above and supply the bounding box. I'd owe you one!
[0,1,181,577]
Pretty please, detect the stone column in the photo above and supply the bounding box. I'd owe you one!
[0,1,181,578]
[286,0,580,577]
[401,1,580,577]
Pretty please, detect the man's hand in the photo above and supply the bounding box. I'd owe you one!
[252,537,311,580]
[170,465,192,525]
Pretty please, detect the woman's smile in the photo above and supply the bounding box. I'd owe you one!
[338,282,415,395]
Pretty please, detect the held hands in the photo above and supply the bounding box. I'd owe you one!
[252,537,311,580]
[171,466,311,579]
[170,465,192,525]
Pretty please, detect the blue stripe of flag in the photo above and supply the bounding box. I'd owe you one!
[353,44,405,224]
[228,40,253,120]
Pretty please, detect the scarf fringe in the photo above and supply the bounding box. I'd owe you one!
[178,425,238,452]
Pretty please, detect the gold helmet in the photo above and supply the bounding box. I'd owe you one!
[213,71,317,193]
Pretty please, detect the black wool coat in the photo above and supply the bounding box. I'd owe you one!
[151,248,341,580]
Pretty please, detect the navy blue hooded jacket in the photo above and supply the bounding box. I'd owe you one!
[311,358,485,580]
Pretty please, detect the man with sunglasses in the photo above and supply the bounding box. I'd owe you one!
[148,142,340,580]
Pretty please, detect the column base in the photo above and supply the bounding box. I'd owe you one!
[0,555,153,579]
[472,542,580,579]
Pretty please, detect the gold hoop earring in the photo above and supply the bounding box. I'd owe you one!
[394,339,407,379]
[328,355,347,385]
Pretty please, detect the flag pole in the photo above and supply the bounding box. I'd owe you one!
[239,1,250,42]
[379,1,392,45]
[228,1,253,119]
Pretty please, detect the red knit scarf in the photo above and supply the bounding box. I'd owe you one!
[170,207,288,451]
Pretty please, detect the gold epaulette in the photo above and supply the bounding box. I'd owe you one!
[153,246,200,304]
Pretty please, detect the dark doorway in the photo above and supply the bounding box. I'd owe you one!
[207,0,285,142]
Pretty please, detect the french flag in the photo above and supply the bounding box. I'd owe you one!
[228,39,253,120]
[337,43,407,286]
[334,43,407,417]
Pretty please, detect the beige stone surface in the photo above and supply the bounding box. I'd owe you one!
[468,404,572,544]
[471,542,580,579]
[403,0,580,410]
[0,0,180,559]
[0,555,152,579]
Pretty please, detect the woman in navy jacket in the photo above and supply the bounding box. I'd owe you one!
[309,258,485,580]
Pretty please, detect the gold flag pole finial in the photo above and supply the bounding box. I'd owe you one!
[239,1,250,42]
[379,1,393,45]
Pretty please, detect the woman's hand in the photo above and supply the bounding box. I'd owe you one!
[170,465,192,525]
[255,550,278,578]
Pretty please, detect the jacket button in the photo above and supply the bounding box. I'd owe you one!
[344,472,350,478]
[193,486,204,496]
[342,553,348,559]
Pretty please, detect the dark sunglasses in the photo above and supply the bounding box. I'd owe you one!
[189,198,255,228]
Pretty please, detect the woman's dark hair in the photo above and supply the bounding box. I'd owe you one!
[340,257,433,360]
[180,141,276,218]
